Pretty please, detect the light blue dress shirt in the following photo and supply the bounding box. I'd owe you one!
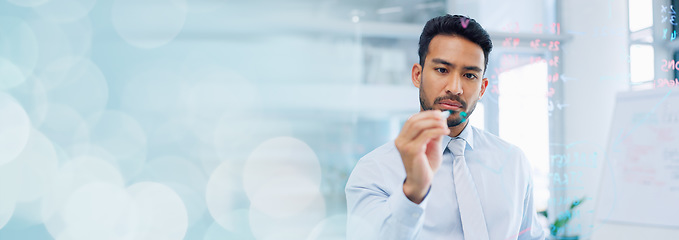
[345,124,546,240]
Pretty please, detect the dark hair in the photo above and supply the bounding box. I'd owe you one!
[418,14,493,74]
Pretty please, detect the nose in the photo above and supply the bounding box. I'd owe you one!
[445,75,463,95]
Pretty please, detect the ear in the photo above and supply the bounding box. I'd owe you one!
[479,77,489,99]
[412,63,422,88]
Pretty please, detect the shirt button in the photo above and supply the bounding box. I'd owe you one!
[411,212,420,218]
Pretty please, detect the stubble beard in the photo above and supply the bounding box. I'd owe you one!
[418,78,477,128]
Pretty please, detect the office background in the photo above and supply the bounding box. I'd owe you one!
[0,0,677,239]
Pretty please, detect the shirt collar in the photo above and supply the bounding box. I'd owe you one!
[440,122,475,154]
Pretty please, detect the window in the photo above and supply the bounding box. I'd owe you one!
[498,60,551,211]
[629,0,654,32]
[469,102,485,130]
[631,0,679,90]
[630,44,655,84]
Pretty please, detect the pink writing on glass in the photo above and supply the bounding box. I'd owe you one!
[656,78,679,88]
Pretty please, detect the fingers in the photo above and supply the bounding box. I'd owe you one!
[395,110,450,157]
[395,111,450,204]
[425,135,444,170]
[400,110,449,141]
[411,128,449,149]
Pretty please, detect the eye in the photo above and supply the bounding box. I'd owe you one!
[435,68,448,74]
[464,73,478,79]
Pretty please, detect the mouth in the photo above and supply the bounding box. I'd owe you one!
[437,99,464,111]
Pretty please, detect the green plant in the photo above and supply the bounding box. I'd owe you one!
[538,197,586,240]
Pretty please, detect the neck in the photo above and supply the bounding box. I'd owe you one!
[448,121,468,138]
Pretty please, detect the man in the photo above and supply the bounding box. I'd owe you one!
[345,14,546,240]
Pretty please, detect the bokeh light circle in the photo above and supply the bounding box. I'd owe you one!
[248,193,326,240]
[42,155,125,239]
[1,129,61,227]
[203,210,254,240]
[242,136,322,199]
[249,175,322,218]
[213,113,293,167]
[307,214,348,240]
[205,161,249,232]
[243,136,326,240]
[0,93,31,166]
[60,182,137,240]
[346,214,379,239]
[140,156,207,226]
[127,182,188,240]
[111,0,187,48]
[0,161,19,229]
[10,129,59,203]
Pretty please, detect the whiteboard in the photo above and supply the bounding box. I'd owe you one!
[596,88,679,228]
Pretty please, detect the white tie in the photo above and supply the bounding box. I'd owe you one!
[448,138,490,240]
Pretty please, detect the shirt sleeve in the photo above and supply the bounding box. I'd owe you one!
[518,160,547,240]
[345,157,429,240]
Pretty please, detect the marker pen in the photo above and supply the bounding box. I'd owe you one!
[440,110,452,118]
[441,110,469,122]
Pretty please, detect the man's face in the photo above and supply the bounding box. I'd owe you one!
[412,34,488,127]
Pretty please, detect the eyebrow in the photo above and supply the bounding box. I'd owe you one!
[431,58,483,73]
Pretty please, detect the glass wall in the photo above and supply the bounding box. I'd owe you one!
[2,0,676,240]
[0,1,445,239]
